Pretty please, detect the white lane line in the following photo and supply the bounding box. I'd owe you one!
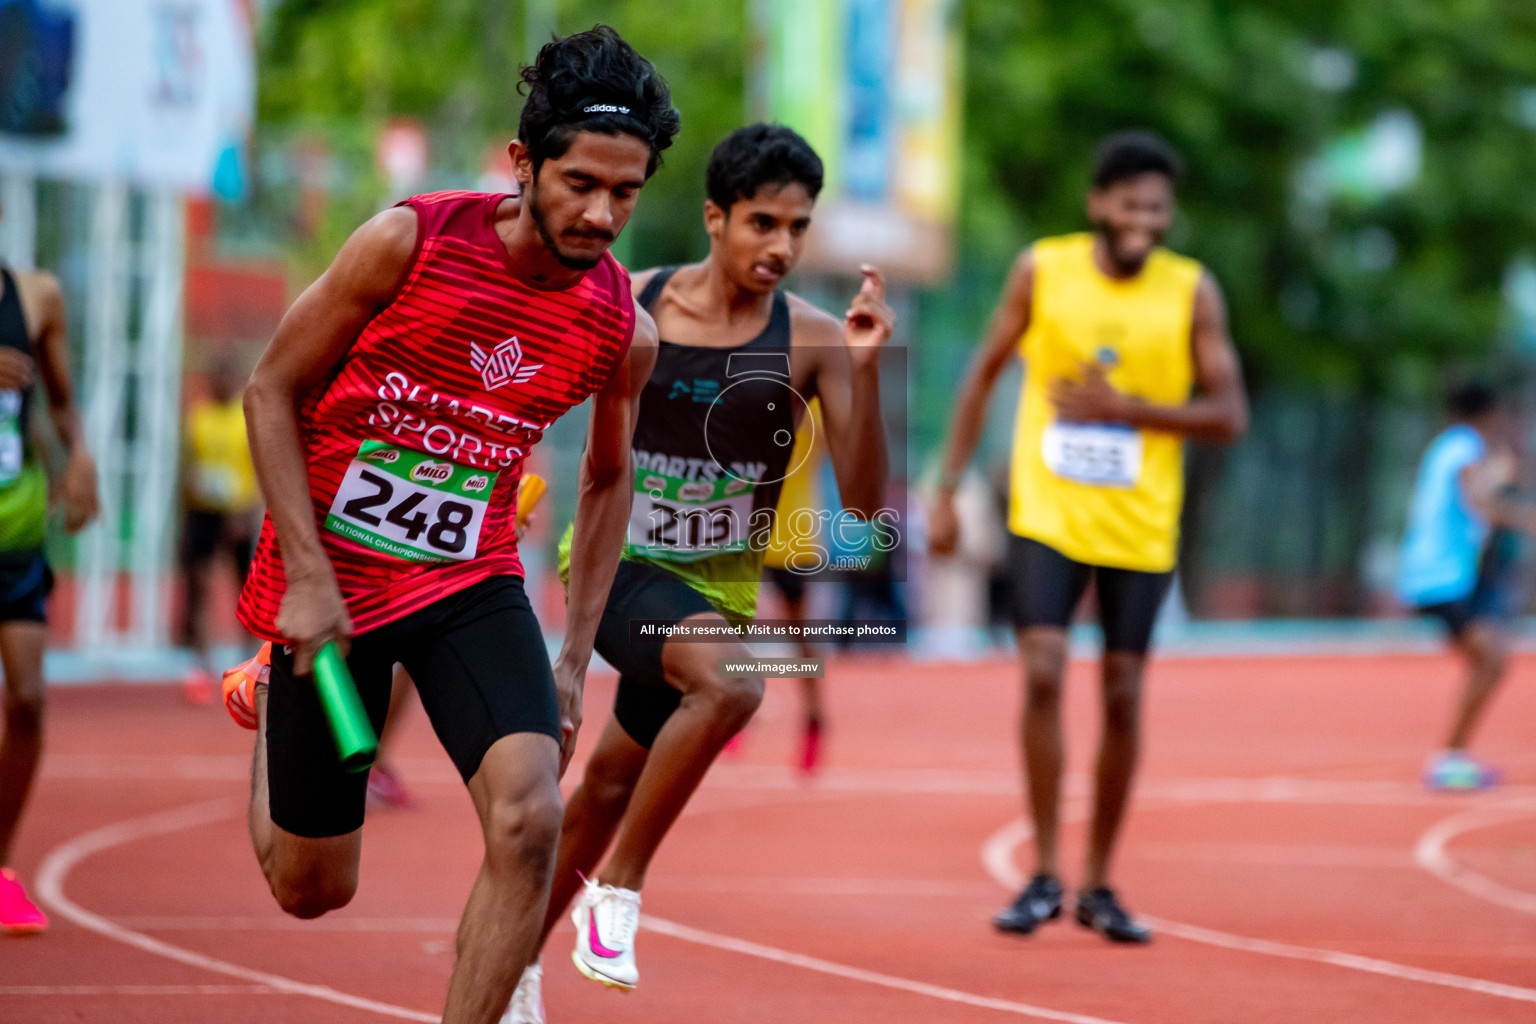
[0,984,280,996]
[34,799,440,1023]
[1414,799,1536,915]
[1141,917,1536,1005]
[642,915,1133,1024]
[981,816,1536,1005]
[113,915,462,932]
[42,799,1134,1023]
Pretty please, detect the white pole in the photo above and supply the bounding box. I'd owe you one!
[74,180,129,650]
[0,174,37,271]
[129,188,186,648]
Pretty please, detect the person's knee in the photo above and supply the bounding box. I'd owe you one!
[1101,654,1145,735]
[268,861,357,919]
[3,685,43,736]
[695,674,765,730]
[580,753,642,819]
[482,783,564,877]
[1021,635,1066,709]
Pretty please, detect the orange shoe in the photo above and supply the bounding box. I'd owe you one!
[221,643,271,730]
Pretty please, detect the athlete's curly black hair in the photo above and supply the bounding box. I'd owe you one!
[1092,130,1184,190]
[518,25,681,179]
[705,123,823,213]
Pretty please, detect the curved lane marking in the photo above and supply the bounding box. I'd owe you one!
[34,799,440,1023]
[982,815,1536,1005]
[39,799,1137,1024]
[1414,799,1536,915]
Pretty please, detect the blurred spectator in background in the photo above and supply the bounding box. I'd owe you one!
[0,228,99,934]
[179,357,257,703]
[762,399,826,774]
[1397,382,1535,791]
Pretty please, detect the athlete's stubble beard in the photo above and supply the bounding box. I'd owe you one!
[1091,218,1159,277]
[527,176,613,272]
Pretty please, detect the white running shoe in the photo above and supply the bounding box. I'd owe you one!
[570,876,641,990]
[500,962,544,1024]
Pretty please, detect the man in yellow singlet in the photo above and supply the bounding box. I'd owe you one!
[930,132,1247,943]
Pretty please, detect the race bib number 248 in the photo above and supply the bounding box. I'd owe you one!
[324,441,499,562]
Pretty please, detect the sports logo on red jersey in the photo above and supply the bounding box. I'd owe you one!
[470,336,543,391]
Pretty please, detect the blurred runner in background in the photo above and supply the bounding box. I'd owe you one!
[0,234,99,935]
[762,397,826,773]
[179,356,258,703]
[930,131,1247,944]
[1397,382,1536,791]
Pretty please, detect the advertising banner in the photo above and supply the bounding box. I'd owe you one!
[0,0,254,195]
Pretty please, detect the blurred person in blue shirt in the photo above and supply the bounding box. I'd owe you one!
[1398,382,1534,790]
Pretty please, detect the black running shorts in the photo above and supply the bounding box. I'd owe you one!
[265,574,559,839]
[0,553,51,624]
[1008,535,1173,655]
[594,559,717,750]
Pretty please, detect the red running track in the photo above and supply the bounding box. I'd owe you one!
[3,651,1535,1023]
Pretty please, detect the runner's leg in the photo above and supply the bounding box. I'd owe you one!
[597,619,762,891]
[533,715,648,952]
[1010,537,1092,880]
[1083,649,1147,889]
[1446,619,1507,750]
[444,731,562,1024]
[1020,625,1068,878]
[247,684,365,917]
[0,621,46,864]
[1082,563,1172,889]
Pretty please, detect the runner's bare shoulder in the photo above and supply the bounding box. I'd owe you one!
[328,206,420,305]
[11,268,64,341]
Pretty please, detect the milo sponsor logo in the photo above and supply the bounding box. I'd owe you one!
[462,474,491,494]
[678,481,714,503]
[724,478,751,496]
[411,460,453,484]
[365,448,400,464]
[642,474,667,494]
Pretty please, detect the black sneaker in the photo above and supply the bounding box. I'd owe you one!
[1075,887,1152,944]
[992,874,1063,935]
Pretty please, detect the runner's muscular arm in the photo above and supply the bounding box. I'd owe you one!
[807,266,894,517]
[30,272,99,533]
[928,250,1033,555]
[554,308,657,776]
[1050,272,1248,443]
[243,206,417,671]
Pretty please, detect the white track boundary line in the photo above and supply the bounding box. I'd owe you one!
[642,915,1131,1024]
[38,799,1136,1023]
[1414,799,1536,915]
[34,799,440,1023]
[1,984,280,996]
[981,815,1536,1005]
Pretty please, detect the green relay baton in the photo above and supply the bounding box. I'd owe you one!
[312,642,378,773]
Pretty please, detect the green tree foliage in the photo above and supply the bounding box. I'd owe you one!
[254,0,746,275]
[964,0,1536,395]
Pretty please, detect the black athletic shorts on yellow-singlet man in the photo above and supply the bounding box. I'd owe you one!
[1008,535,1173,655]
[594,559,717,750]
[265,575,559,839]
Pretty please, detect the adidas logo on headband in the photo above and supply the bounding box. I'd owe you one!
[583,103,631,115]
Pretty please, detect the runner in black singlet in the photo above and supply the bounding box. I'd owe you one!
[502,124,895,1019]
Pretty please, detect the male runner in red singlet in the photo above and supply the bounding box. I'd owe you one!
[235,28,675,1023]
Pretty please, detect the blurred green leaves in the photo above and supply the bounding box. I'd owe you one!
[254,0,1536,398]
